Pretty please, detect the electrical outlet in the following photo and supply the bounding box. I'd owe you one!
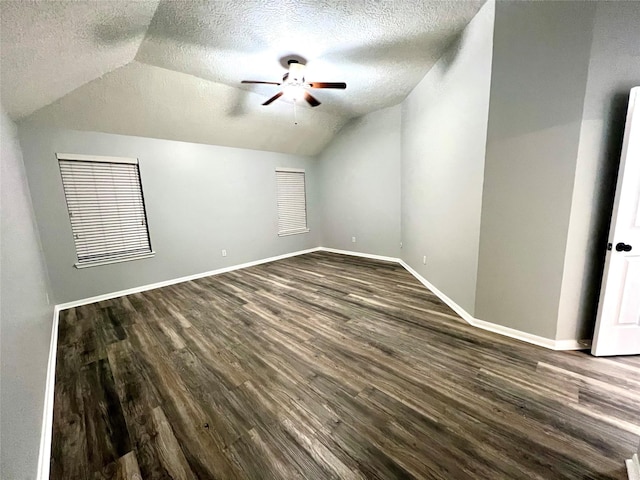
[423,255,427,265]
[222,249,227,257]
[351,236,356,243]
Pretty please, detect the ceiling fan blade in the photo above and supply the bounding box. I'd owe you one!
[307,82,347,89]
[262,91,284,106]
[303,91,321,107]
[241,80,281,85]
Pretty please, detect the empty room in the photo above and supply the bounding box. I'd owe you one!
[2,0,640,479]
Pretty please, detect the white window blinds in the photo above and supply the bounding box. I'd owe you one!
[276,168,309,236]
[57,154,154,268]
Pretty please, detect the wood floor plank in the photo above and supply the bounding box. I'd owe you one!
[128,322,243,479]
[51,251,640,479]
[147,407,196,480]
[50,376,89,479]
[80,359,132,472]
[106,339,174,479]
[92,451,142,480]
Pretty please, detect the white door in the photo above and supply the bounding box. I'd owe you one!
[592,87,640,356]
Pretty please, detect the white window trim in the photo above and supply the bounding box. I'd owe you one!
[74,252,156,269]
[56,153,138,165]
[278,228,310,237]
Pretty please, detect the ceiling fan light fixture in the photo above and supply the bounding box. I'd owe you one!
[283,84,305,101]
[241,56,346,108]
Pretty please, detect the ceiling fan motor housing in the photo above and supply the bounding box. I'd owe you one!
[284,60,306,85]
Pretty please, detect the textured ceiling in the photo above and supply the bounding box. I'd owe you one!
[0,0,159,118]
[1,0,485,155]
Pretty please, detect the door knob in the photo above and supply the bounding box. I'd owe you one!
[615,242,632,252]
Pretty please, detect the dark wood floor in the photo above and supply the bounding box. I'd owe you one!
[51,251,640,479]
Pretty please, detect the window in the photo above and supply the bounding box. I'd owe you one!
[57,153,154,268]
[276,168,309,236]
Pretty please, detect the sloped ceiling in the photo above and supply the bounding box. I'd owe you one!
[0,0,159,118]
[1,0,484,155]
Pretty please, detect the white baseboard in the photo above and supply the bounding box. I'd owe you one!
[37,305,60,480]
[554,339,592,351]
[627,453,640,480]
[317,247,400,264]
[398,259,590,351]
[470,317,555,350]
[57,247,322,310]
[54,244,591,350]
[399,260,476,325]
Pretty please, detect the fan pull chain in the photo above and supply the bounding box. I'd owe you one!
[293,99,298,125]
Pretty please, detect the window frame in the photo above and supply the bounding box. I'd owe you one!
[275,167,310,237]
[57,153,155,269]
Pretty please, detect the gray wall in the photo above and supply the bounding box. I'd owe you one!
[1,110,54,479]
[401,0,494,314]
[318,105,401,258]
[475,0,596,338]
[557,1,640,341]
[18,125,320,303]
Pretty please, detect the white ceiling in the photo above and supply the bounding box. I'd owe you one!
[1,0,484,155]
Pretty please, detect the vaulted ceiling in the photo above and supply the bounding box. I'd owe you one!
[1,0,484,155]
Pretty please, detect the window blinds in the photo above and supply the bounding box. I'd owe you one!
[57,154,153,268]
[276,169,309,236]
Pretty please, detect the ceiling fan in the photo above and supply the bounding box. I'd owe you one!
[241,60,346,107]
